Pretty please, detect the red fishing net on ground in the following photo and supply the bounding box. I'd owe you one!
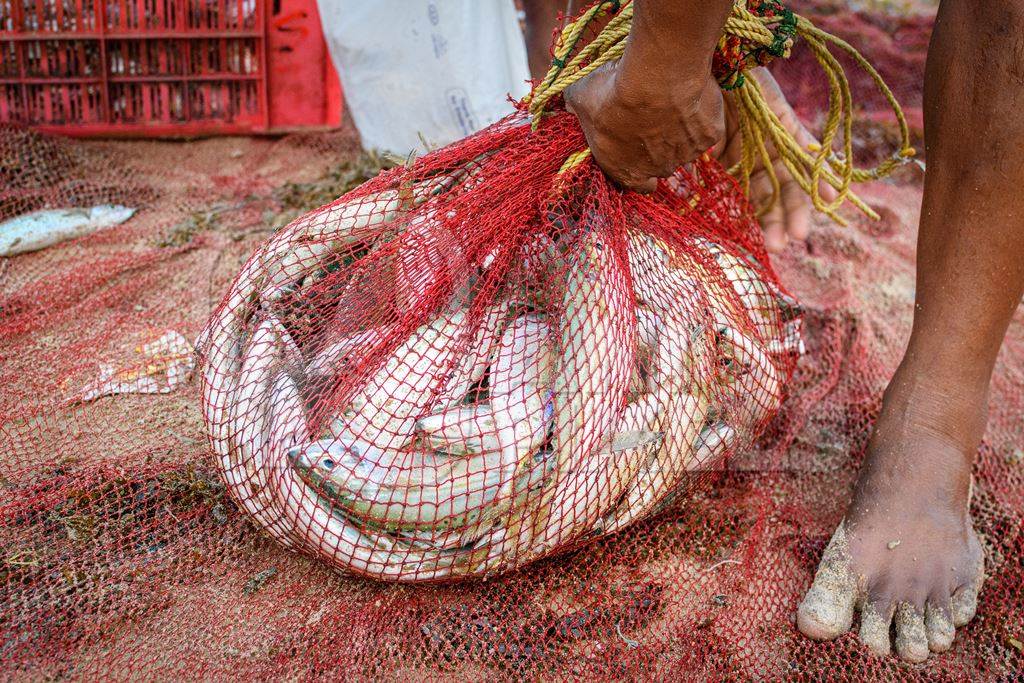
[2,0,1022,680]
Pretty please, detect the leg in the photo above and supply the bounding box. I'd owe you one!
[521,0,576,81]
[797,0,1024,662]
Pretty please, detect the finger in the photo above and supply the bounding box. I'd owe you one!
[780,173,812,243]
[858,599,894,657]
[790,124,839,205]
[761,208,788,253]
[746,170,788,252]
[597,163,659,193]
[564,85,577,114]
[755,67,838,205]
[814,177,839,207]
[564,61,615,114]
[796,524,858,641]
[925,600,955,653]
[894,602,929,663]
[712,98,743,165]
[784,122,838,207]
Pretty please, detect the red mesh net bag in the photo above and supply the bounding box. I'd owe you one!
[197,116,801,581]
[196,1,826,582]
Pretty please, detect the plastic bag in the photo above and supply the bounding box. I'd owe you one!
[318,0,531,155]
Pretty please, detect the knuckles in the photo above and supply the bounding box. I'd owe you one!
[567,69,728,190]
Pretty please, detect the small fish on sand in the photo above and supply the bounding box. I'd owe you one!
[0,205,135,257]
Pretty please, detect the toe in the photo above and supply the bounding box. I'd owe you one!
[952,541,985,628]
[858,600,894,656]
[894,602,930,663]
[951,582,980,628]
[797,525,858,640]
[925,601,955,653]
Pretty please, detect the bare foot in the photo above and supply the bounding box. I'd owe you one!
[796,367,986,662]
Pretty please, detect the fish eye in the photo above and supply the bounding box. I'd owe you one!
[320,458,335,470]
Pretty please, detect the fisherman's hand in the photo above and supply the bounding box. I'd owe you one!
[565,61,724,194]
[714,67,837,252]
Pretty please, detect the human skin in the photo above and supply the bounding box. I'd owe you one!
[560,0,1024,662]
[564,0,732,192]
[520,0,576,80]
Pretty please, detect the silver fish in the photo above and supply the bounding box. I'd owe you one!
[269,371,456,581]
[416,388,552,455]
[645,421,739,517]
[596,238,714,535]
[434,299,512,411]
[260,170,463,302]
[394,211,470,314]
[0,205,135,257]
[597,393,709,535]
[644,237,749,341]
[261,243,335,303]
[259,192,405,303]
[473,429,661,574]
[690,421,738,472]
[200,248,277,492]
[289,437,513,533]
[429,395,554,557]
[489,314,554,398]
[306,324,396,378]
[404,446,557,556]
[766,318,806,357]
[326,307,473,450]
[538,424,665,542]
[416,313,552,458]
[697,238,799,342]
[523,226,636,556]
[226,317,304,548]
[628,236,708,328]
[633,306,660,397]
[416,404,498,455]
[418,315,556,548]
[298,304,531,553]
[717,325,782,429]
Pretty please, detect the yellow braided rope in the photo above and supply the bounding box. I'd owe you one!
[525,1,633,122]
[558,148,594,175]
[528,0,915,224]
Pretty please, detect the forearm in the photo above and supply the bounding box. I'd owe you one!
[618,0,733,94]
[522,0,574,80]
[906,0,1024,385]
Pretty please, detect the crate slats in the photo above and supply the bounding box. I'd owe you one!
[0,0,341,135]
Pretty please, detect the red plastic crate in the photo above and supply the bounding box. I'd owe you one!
[0,0,342,135]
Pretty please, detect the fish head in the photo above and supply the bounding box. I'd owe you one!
[696,422,738,465]
[102,205,138,224]
[774,289,804,322]
[715,326,753,378]
[287,438,363,499]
